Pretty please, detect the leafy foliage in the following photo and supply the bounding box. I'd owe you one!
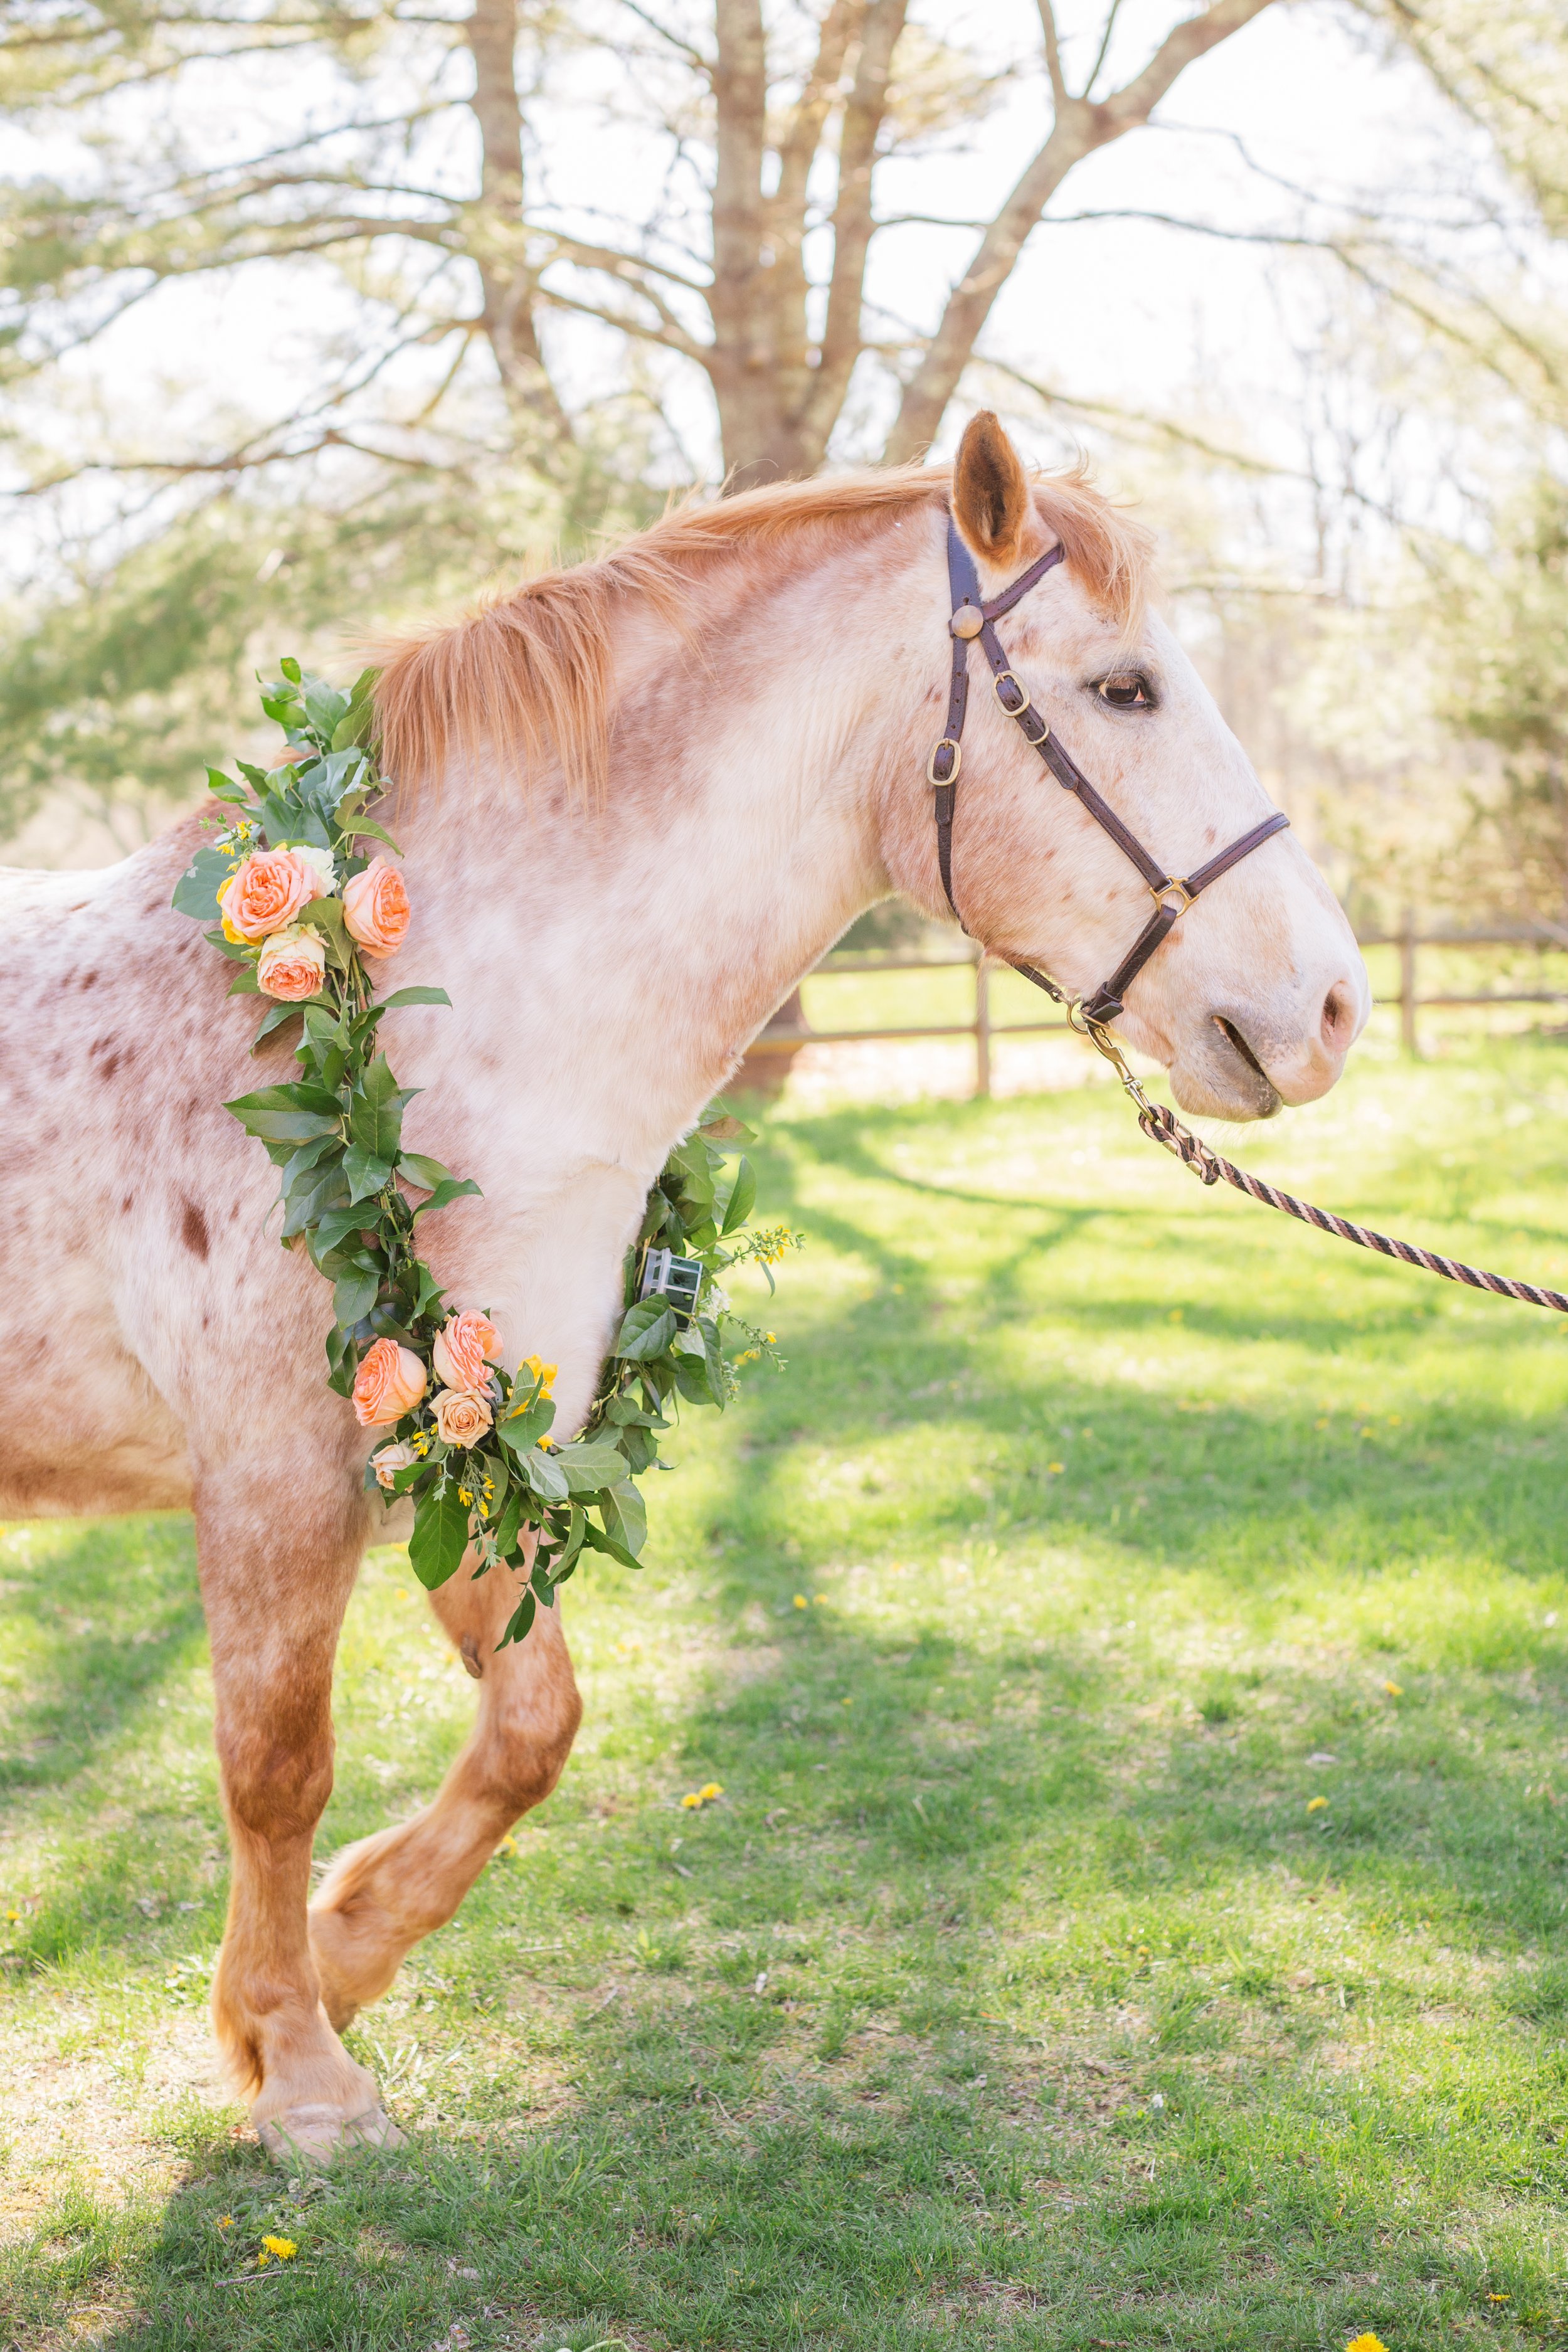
[173,662,797,1642]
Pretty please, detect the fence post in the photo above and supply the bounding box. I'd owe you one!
[1399,909,1419,1057]
[974,955,992,1098]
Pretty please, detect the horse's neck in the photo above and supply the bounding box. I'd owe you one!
[395,542,928,1178]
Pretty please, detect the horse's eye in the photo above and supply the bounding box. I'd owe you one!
[1095,673,1156,710]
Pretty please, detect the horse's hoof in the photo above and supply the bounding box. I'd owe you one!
[256,2100,406,2168]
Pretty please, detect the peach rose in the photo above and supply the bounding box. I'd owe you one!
[256,924,327,1002]
[342,856,410,960]
[352,1338,427,1428]
[432,1309,503,1396]
[219,847,329,943]
[433,1387,493,1448]
[372,1439,416,1490]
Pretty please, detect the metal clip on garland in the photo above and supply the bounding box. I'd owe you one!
[928,509,1568,1323]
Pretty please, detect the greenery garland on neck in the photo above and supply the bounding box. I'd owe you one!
[173,662,797,1646]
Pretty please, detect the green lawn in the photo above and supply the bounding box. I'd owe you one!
[5,1034,1568,2350]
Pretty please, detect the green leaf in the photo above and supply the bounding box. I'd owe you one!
[334,1264,381,1328]
[226,965,260,997]
[719,1155,756,1236]
[310,1205,374,1263]
[343,1147,393,1205]
[346,1054,416,1158]
[279,656,302,684]
[224,1088,341,1145]
[554,1439,628,1493]
[520,1446,569,1503]
[399,1152,455,1191]
[498,1589,537,1647]
[615,1301,678,1360]
[581,1521,643,1572]
[342,813,402,853]
[172,845,235,925]
[204,770,252,807]
[380,987,450,1012]
[601,1478,647,1557]
[280,1157,350,1239]
[252,1002,300,1050]
[411,1176,482,1221]
[499,1394,556,1451]
[493,1485,526,1561]
[303,677,349,738]
[410,1481,471,1591]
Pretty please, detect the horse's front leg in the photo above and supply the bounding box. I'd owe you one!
[307,1546,581,2026]
[197,1471,399,2164]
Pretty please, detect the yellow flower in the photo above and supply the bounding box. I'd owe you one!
[681,1791,702,1809]
[793,1594,808,1609]
[1345,2336,1388,2352]
[518,1354,557,1399]
[1047,1462,1064,1475]
[260,2234,296,2260]
[765,1332,775,1345]
[217,2215,233,2230]
[1307,1794,1328,1812]
[1488,2292,1510,2302]
[537,1436,556,1451]
[699,1783,723,1802]
[494,1833,518,1856]
[1383,1680,1404,1697]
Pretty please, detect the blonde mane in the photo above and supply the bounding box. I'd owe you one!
[374,462,1152,799]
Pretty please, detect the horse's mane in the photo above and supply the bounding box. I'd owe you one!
[373,462,1152,800]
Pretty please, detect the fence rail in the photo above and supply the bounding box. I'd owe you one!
[744,919,1568,1096]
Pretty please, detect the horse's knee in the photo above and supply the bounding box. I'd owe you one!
[472,1667,582,1814]
[218,1718,335,1840]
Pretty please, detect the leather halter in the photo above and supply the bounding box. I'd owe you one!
[928,516,1290,1029]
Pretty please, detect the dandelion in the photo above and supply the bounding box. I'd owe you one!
[1047,1462,1064,1475]
[681,1792,702,1809]
[1307,1796,1329,1813]
[1382,1679,1404,1697]
[1345,2336,1388,2352]
[494,1833,518,1857]
[217,2215,233,2231]
[257,2233,297,2264]
[793,1594,808,1609]
[842,1696,852,1708]
[1488,2292,1510,2302]
[698,1783,723,1803]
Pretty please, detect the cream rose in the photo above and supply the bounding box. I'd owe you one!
[372,1440,416,1491]
[432,1309,503,1396]
[342,856,411,960]
[218,847,328,943]
[352,1338,428,1428]
[256,924,328,1002]
[433,1387,493,1448]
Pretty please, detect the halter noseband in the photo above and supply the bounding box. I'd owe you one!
[928,514,1290,1030]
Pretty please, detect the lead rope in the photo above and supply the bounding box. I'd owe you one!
[1078,1014,1568,1317]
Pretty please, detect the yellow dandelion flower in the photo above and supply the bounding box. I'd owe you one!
[1047,1462,1064,1475]
[793,1594,808,1609]
[494,1833,518,1857]
[1488,2292,1510,2302]
[261,2235,297,2260]
[842,1696,852,1707]
[681,1791,702,1809]
[699,1783,723,1802]
[218,2215,233,2230]
[1345,2336,1388,2352]
[1383,1680,1404,1697]
[1307,1796,1329,1813]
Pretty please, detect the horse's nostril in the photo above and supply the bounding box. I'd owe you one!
[1321,983,1355,1050]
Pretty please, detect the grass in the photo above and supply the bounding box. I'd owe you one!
[4,1031,1568,2348]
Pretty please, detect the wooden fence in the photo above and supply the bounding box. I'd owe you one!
[743,920,1568,1097]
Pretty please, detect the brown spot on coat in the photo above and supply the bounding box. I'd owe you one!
[181,1200,210,1260]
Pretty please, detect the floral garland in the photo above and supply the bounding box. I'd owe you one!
[174,661,797,1645]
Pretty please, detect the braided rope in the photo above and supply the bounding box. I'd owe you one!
[1136,1099,1568,1316]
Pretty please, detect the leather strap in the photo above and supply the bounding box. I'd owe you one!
[930,512,1289,1028]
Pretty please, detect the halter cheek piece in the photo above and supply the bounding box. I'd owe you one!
[928,514,1290,1029]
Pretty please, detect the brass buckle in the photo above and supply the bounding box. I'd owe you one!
[926,738,962,785]
[1150,876,1195,916]
[992,670,1029,715]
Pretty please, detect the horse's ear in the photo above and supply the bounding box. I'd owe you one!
[951,410,1034,571]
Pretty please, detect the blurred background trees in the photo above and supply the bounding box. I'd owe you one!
[3,0,1568,924]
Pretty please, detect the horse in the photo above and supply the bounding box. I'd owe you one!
[0,411,1369,2161]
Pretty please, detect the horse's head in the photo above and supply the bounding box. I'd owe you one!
[884,414,1368,1120]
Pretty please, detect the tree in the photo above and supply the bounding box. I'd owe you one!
[3,0,1277,497]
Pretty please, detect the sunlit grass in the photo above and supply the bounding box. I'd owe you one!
[1,1034,1568,2346]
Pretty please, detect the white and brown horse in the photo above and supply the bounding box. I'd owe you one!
[0,414,1368,2159]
